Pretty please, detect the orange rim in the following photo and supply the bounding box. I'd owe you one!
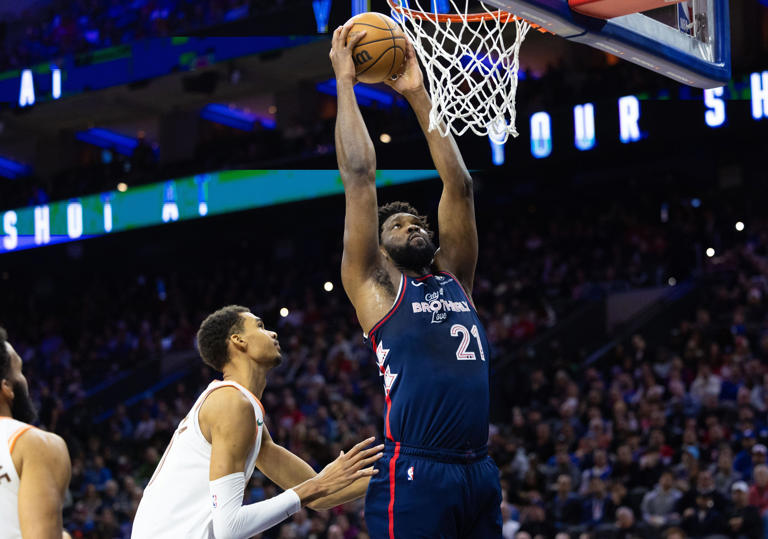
[386,0,551,32]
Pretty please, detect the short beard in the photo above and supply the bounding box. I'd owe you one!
[386,238,437,272]
[11,381,37,424]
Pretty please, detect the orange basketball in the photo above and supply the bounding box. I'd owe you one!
[346,12,407,84]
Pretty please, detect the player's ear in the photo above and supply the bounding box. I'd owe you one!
[229,332,247,352]
[0,378,13,402]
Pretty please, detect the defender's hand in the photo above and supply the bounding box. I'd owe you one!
[329,23,368,85]
[385,38,425,96]
[293,437,383,506]
[313,437,383,495]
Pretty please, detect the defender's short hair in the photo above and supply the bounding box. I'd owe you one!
[378,201,431,240]
[196,306,250,371]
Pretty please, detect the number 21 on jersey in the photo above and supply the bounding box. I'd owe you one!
[450,324,486,361]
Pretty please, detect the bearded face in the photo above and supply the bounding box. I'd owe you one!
[385,235,437,271]
[2,341,37,424]
[380,213,437,273]
[10,379,37,424]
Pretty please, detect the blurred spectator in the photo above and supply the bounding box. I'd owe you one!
[549,474,583,531]
[502,501,521,539]
[641,470,682,529]
[518,503,554,538]
[581,449,613,495]
[663,527,687,539]
[600,506,649,539]
[0,0,287,72]
[711,447,742,495]
[676,469,728,516]
[680,491,727,537]
[734,432,759,479]
[582,477,616,529]
[749,465,768,514]
[726,481,762,539]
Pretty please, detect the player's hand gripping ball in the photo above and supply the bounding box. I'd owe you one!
[345,12,407,84]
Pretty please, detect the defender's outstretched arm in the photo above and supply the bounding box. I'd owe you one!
[387,40,478,293]
[204,388,380,538]
[255,427,381,511]
[330,24,384,317]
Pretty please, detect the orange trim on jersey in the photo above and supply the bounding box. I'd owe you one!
[200,382,266,422]
[8,425,33,454]
[235,384,266,418]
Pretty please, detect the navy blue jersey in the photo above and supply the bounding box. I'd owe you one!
[367,271,491,452]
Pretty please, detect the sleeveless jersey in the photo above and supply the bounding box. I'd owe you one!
[0,417,34,539]
[132,380,265,539]
[367,271,491,452]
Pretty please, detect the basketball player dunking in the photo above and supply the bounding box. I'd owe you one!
[0,326,72,539]
[132,306,383,539]
[330,24,503,538]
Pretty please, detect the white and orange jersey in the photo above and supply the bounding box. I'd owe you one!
[131,380,266,539]
[0,417,35,539]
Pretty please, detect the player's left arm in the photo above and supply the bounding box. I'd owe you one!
[386,39,478,293]
[255,427,371,511]
[15,430,71,539]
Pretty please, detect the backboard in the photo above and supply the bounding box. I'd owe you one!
[481,0,731,88]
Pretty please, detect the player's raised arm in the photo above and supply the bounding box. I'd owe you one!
[16,430,71,539]
[386,39,478,293]
[330,24,383,306]
[204,388,381,538]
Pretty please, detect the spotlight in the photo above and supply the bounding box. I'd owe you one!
[735,221,745,231]
[280,307,289,317]
[706,248,715,258]
[668,277,677,286]
[324,281,334,292]
[380,133,392,143]
[117,182,128,192]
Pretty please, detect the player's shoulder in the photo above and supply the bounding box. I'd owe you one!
[201,385,255,422]
[15,428,69,465]
[201,386,257,446]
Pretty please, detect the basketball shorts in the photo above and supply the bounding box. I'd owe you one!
[364,441,502,539]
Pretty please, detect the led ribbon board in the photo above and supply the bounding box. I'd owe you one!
[483,0,731,88]
[0,36,323,108]
[0,170,438,254]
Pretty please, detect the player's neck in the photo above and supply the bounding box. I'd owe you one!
[221,360,268,399]
[392,262,432,278]
[0,401,12,418]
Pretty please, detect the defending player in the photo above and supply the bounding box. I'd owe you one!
[132,305,383,539]
[0,326,72,539]
[330,23,503,538]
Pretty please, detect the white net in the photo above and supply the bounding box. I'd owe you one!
[389,0,532,143]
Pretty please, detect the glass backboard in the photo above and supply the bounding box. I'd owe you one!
[482,0,731,88]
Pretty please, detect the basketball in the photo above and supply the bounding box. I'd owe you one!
[346,12,407,84]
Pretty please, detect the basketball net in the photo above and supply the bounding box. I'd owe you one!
[388,0,533,143]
